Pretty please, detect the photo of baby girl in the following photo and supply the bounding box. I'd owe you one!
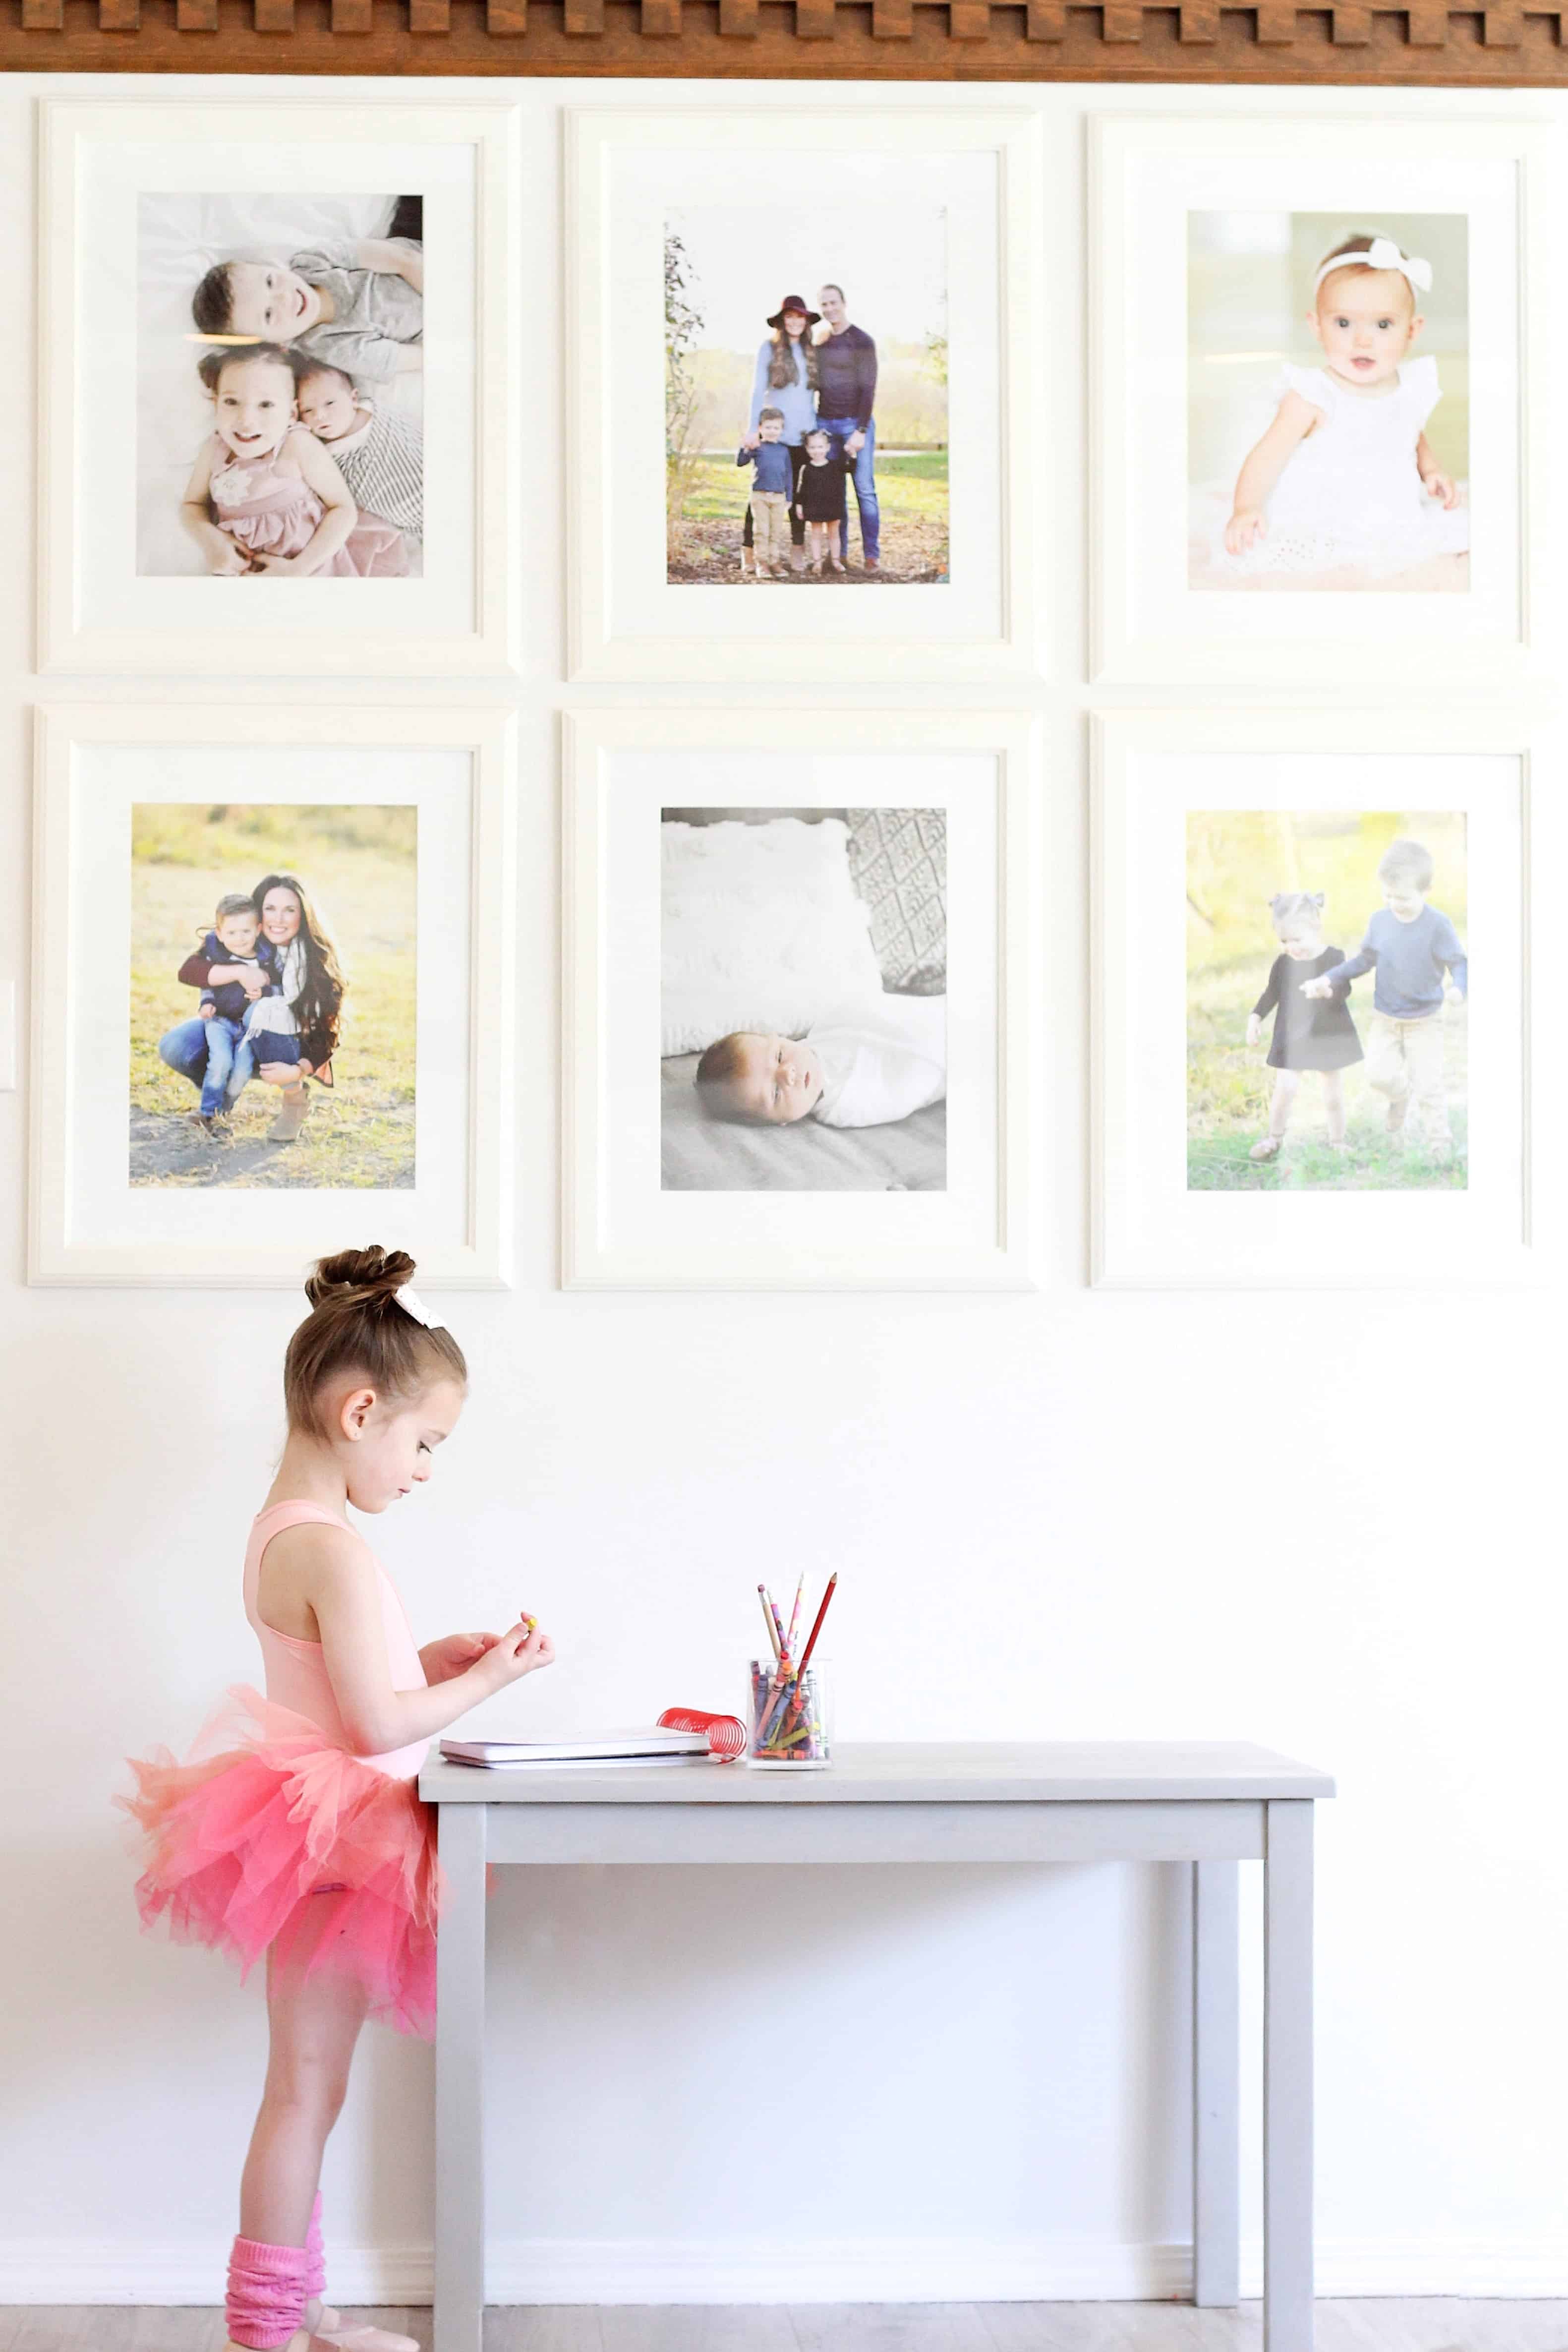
[661,806,947,1191]
[130,803,416,1191]
[1187,809,1467,1189]
[1188,213,1468,593]
[138,193,424,579]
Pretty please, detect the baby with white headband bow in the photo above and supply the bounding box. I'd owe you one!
[1218,232,1469,588]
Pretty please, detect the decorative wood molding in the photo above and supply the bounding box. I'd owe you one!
[5,0,1568,79]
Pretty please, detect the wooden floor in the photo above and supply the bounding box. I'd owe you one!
[5,2307,1568,2352]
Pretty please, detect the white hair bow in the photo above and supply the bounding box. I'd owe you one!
[1314,236,1433,299]
[396,1284,446,1332]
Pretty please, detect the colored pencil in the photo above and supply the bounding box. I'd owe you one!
[758,1585,781,1661]
[767,1588,790,1664]
[785,1573,805,1662]
[794,1572,837,1678]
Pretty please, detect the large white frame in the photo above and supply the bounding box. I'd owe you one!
[1092,706,1551,1291]
[38,99,521,677]
[563,707,1038,1290]
[31,703,516,1289]
[1090,112,1556,688]
[566,108,1044,684]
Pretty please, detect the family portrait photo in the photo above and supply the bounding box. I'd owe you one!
[138,191,425,582]
[1187,806,1468,1190]
[130,801,417,1191]
[1188,210,1469,593]
[661,806,947,1191]
[664,196,948,587]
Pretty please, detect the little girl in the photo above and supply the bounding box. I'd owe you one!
[1219,233,1469,587]
[118,1245,553,2352]
[1245,891,1363,1161]
[180,348,407,580]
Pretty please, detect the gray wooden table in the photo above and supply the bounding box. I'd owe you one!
[418,1741,1334,2352]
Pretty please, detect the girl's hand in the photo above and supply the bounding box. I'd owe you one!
[1299,977,1332,1000]
[1422,469,1459,511]
[256,1060,302,1086]
[1245,1013,1263,1048]
[422,1631,501,1685]
[472,1617,555,1697]
[250,553,301,576]
[1224,508,1265,556]
[209,544,252,577]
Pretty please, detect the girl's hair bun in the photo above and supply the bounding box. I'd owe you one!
[304,1243,417,1310]
[287,1244,465,1437]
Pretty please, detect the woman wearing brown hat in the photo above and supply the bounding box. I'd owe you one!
[739,295,820,577]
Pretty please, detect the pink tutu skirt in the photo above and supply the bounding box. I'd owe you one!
[117,1686,445,2039]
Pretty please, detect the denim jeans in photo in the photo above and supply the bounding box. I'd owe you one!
[157,1014,257,1110]
[198,1015,255,1117]
[818,415,879,563]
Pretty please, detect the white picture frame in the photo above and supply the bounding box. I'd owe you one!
[30,702,516,1289]
[1092,705,1550,1291]
[566,107,1044,684]
[1089,112,1556,687]
[563,707,1038,1290]
[38,99,520,677]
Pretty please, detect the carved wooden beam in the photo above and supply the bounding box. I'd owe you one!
[5,0,1568,78]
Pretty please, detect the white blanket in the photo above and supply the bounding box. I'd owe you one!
[137,192,422,578]
[811,994,947,1129]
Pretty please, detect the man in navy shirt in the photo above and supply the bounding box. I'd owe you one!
[816,284,880,572]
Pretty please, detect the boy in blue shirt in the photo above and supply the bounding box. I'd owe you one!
[736,408,795,579]
[1300,836,1467,1158]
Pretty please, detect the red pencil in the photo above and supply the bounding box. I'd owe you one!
[794,1572,837,1678]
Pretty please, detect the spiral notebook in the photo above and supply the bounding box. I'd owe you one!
[439,1727,708,1767]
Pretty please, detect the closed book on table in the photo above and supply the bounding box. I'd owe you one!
[439,1728,707,1766]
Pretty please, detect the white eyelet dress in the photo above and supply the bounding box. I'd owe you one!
[1216,356,1470,582]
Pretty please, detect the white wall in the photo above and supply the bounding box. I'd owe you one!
[1,70,1565,2311]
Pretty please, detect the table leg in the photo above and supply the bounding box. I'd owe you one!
[1191,1858,1239,2306]
[434,1804,488,2352]
[1263,1800,1314,2352]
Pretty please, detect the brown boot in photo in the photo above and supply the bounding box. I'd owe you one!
[268,1087,310,1144]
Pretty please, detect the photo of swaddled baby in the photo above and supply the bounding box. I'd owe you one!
[138,192,424,581]
[661,806,947,1192]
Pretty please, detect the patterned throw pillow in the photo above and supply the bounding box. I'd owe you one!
[846,808,947,994]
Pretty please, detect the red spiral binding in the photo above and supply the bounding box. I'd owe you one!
[657,1705,747,1759]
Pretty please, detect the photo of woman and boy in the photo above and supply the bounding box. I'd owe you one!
[1188,213,1469,592]
[665,200,949,587]
[1187,810,1468,1190]
[131,803,416,1192]
[138,193,425,580]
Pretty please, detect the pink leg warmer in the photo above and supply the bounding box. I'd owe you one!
[226,2234,308,2349]
[306,2193,326,2300]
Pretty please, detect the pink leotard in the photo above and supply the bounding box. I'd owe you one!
[244,1500,430,1780]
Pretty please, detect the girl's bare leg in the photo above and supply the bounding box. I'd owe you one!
[225,1944,370,2352]
[1321,1069,1346,1148]
[1250,1068,1298,1160]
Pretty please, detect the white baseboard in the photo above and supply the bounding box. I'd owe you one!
[4,2236,1568,2306]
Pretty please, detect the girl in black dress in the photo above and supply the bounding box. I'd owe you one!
[796,427,849,575]
[1246,889,1363,1162]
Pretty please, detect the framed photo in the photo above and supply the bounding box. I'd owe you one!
[30,704,515,1288]
[39,100,519,677]
[566,108,1043,682]
[1090,114,1554,685]
[1092,707,1546,1290]
[563,708,1037,1289]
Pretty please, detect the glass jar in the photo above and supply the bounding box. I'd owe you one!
[747,1656,831,1768]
